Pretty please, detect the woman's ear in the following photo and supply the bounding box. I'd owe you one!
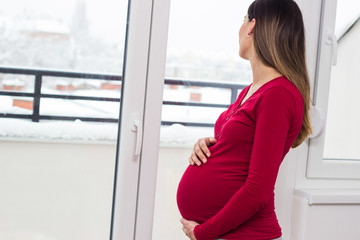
[247,18,256,36]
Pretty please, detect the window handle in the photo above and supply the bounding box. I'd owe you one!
[131,117,143,157]
[326,33,337,66]
[309,105,325,139]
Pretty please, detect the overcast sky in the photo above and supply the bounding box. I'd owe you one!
[0,0,359,55]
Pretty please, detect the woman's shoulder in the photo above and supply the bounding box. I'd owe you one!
[258,76,303,104]
[252,76,303,118]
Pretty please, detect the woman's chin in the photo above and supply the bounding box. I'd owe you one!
[238,52,248,60]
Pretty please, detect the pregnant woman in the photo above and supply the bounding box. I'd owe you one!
[177,0,312,239]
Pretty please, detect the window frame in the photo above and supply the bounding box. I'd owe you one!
[307,0,360,179]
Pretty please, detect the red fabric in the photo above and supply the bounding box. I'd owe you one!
[177,76,303,240]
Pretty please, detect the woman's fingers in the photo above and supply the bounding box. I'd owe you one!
[194,142,207,164]
[180,218,199,240]
[208,137,218,145]
[189,137,217,166]
[182,226,187,235]
[188,156,196,166]
[180,218,190,235]
[190,151,202,166]
[199,139,211,158]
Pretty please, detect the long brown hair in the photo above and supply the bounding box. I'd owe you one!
[248,0,312,147]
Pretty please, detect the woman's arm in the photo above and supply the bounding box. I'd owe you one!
[193,88,298,240]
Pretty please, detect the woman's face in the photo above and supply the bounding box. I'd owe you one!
[238,15,252,60]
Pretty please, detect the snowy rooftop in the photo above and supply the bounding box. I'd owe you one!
[1,17,70,35]
[31,20,70,34]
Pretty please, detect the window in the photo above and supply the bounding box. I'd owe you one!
[0,1,133,239]
[0,0,127,142]
[307,0,360,179]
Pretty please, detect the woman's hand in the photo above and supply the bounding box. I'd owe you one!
[189,137,217,166]
[180,218,199,240]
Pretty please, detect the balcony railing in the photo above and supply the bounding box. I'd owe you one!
[0,66,246,127]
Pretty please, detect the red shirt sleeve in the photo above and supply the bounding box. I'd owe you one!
[193,87,299,240]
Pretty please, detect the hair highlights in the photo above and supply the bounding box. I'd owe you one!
[248,0,312,147]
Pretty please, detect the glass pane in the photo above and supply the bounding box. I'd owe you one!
[153,0,254,239]
[323,0,360,161]
[0,0,128,239]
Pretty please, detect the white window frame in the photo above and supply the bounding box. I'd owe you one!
[134,0,171,238]
[307,0,360,179]
[110,0,170,239]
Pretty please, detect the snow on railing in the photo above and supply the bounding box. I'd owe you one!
[0,66,247,128]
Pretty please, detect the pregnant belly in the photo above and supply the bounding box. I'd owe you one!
[177,161,244,223]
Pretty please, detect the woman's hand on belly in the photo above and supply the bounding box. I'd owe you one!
[180,218,199,240]
[189,137,217,166]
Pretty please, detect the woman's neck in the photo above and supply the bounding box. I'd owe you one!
[250,57,282,87]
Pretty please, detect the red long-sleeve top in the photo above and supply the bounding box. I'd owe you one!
[177,76,304,240]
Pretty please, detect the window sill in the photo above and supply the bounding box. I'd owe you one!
[294,188,360,205]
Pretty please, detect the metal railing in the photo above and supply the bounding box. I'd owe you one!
[0,66,246,127]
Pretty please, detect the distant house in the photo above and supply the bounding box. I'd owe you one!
[28,20,71,42]
[0,18,74,70]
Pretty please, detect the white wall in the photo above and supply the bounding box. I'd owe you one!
[0,139,116,240]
